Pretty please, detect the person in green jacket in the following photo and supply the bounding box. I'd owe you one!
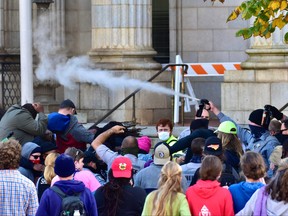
[142,161,191,216]
[0,103,47,145]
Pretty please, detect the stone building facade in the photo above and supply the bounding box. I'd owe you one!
[3,0,286,125]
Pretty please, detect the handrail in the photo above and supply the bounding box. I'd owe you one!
[279,103,288,112]
[92,64,189,127]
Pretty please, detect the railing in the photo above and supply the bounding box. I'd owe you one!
[91,64,189,127]
[1,63,21,110]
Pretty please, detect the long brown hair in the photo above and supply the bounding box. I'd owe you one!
[265,163,288,203]
[218,132,243,157]
[151,161,182,216]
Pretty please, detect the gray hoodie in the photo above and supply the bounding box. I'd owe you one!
[19,142,41,182]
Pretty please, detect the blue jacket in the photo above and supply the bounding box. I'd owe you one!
[229,181,264,214]
[36,180,98,216]
[217,112,280,170]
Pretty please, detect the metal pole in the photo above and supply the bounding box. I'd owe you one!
[20,0,34,104]
[132,94,136,124]
[180,65,185,126]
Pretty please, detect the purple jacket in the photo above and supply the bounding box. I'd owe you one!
[36,180,98,216]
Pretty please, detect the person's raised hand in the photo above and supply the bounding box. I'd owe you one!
[32,102,44,113]
[111,125,126,134]
[264,105,283,120]
[208,101,220,115]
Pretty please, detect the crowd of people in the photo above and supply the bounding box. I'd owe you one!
[0,99,288,215]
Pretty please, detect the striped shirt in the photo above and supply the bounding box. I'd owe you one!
[0,170,39,216]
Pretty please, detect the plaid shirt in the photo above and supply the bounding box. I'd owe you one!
[0,170,39,216]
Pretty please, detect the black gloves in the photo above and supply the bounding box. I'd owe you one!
[264,105,283,120]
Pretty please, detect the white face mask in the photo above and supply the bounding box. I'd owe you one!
[158,131,170,141]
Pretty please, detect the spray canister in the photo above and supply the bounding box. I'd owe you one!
[261,107,271,128]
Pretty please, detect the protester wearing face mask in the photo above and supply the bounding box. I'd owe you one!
[156,119,185,163]
[19,142,44,183]
[209,101,280,178]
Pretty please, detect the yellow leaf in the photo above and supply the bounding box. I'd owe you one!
[227,6,241,22]
[284,14,288,22]
[280,1,287,10]
[227,11,238,21]
[269,1,281,10]
[265,32,271,39]
[272,14,285,29]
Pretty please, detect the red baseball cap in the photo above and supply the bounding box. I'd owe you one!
[111,156,132,178]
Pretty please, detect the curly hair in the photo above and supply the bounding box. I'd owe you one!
[0,139,21,170]
[151,161,182,216]
[240,151,266,180]
[265,163,288,203]
[217,132,243,158]
[44,152,60,184]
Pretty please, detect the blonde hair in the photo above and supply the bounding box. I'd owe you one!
[44,152,59,184]
[151,161,183,216]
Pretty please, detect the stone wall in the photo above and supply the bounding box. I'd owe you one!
[222,69,288,124]
[169,0,249,63]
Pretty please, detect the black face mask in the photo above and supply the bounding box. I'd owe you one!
[249,125,266,138]
[276,133,288,144]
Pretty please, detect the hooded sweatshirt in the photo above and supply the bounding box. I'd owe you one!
[36,180,98,216]
[48,112,94,153]
[236,187,288,216]
[229,181,265,214]
[186,180,234,216]
[19,142,41,182]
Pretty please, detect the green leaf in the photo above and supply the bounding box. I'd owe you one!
[284,32,288,43]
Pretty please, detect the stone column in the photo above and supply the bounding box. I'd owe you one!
[50,0,65,50]
[33,0,64,112]
[81,0,170,125]
[222,20,288,124]
[88,0,160,70]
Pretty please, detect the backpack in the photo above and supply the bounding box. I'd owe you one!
[218,163,237,187]
[51,186,86,216]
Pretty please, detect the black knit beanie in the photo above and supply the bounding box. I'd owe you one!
[248,109,264,126]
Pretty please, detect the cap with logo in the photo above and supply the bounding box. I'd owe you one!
[204,137,223,156]
[153,142,171,165]
[111,156,132,178]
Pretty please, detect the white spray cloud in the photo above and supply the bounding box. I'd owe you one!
[33,13,198,101]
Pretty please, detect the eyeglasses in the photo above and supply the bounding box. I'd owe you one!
[281,128,288,134]
[31,155,41,159]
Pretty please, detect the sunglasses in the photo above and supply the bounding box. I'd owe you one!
[31,155,41,159]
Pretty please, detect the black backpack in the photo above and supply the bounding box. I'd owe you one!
[51,186,86,216]
[219,163,237,187]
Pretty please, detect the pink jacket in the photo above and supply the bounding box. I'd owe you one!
[51,170,101,192]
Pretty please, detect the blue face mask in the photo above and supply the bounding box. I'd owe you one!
[249,125,267,138]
